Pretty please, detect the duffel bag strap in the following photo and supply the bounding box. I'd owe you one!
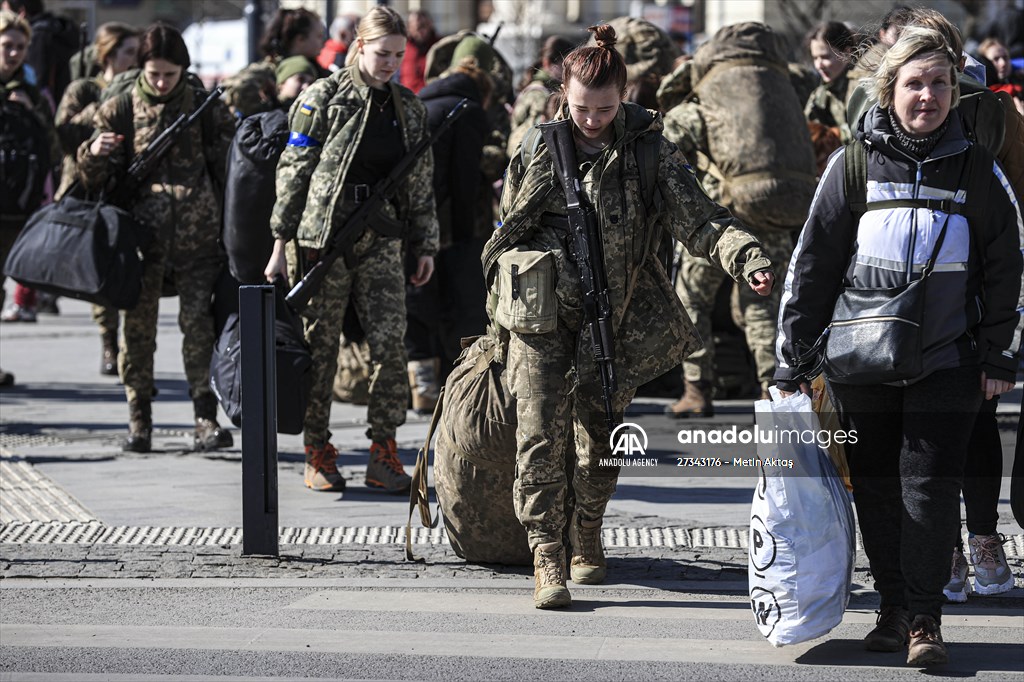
[406,385,445,562]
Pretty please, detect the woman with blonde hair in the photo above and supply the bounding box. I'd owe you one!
[265,5,439,495]
[776,27,1022,666]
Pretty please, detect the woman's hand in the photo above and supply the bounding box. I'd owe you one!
[776,381,811,399]
[410,255,434,287]
[981,371,1014,401]
[89,132,124,157]
[750,270,774,296]
[264,239,289,283]
[7,89,32,109]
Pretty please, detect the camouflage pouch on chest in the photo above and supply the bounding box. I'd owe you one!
[495,247,556,334]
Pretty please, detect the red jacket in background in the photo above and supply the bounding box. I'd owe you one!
[317,39,349,72]
[400,36,438,93]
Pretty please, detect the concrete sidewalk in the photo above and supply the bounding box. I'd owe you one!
[1,294,1021,571]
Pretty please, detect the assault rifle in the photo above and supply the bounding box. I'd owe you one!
[285,98,469,312]
[540,120,618,431]
[106,85,224,207]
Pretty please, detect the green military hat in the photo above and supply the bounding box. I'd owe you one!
[450,35,494,72]
[276,56,318,85]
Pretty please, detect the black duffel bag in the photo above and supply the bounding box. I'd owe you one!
[3,196,152,309]
[210,279,312,435]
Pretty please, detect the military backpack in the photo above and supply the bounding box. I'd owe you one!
[683,22,818,231]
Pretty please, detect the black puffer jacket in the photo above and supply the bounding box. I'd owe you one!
[776,105,1023,390]
[418,72,490,243]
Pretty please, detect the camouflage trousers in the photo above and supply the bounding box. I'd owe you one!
[675,229,794,386]
[508,324,636,550]
[288,231,409,446]
[120,249,222,408]
[92,304,119,337]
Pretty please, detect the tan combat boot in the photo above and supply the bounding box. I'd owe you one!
[193,394,233,451]
[569,513,607,584]
[533,541,572,609]
[123,399,152,453]
[304,442,346,492]
[407,358,440,416]
[664,380,714,418]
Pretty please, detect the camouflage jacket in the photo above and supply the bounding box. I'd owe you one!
[507,71,556,156]
[804,71,853,143]
[270,64,439,257]
[77,79,235,256]
[485,103,771,390]
[54,76,103,198]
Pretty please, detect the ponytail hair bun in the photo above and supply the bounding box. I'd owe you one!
[590,24,617,49]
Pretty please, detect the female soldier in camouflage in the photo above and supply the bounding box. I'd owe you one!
[78,23,236,454]
[486,24,775,609]
[804,21,857,143]
[55,22,140,376]
[264,5,438,495]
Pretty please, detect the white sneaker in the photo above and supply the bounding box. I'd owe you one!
[942,546,972,602]
[969,534,1015,595]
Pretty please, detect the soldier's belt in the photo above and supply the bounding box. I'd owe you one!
[340,184,406,238]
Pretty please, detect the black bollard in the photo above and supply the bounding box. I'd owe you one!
[240,285,279,556]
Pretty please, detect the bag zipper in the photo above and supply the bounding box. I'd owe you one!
[831,315,919,327]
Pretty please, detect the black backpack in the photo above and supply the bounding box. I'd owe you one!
[223,108,289,284]
[0,99,50,222]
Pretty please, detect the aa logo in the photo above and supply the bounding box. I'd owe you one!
[609,422,647,456]
[750,586,781,637]
[749,515,777,572]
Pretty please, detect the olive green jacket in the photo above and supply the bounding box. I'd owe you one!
[485,103,772,390]
[269,64,439,257]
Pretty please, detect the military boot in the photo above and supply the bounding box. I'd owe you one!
[569,513,607,584]
[407,358,441,416]
[664,380,714,418]
[533,541,572,609]
[365,438,411,493]
[100,331,118,376]
[123,399,152,453]
[193,394,233,451]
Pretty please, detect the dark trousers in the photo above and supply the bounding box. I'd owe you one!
[827,365,983,623]
[963,395,1002,537]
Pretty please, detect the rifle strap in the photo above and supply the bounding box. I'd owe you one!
[541,121,648,326]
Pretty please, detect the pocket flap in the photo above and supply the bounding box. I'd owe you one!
[498,248,552,273]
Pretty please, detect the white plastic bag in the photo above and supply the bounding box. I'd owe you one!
[749,386,855,646]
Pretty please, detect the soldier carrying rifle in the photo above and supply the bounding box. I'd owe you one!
[483,24,776,609]
[77,23,236,455]
[264,6,439,495]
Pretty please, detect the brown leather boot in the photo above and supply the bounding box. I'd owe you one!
[123,399,152,453]
[100,331,118,376]
[193,394,233,451]
[664,380,714,418]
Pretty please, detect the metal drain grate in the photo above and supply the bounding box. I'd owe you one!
[6,521,1017,555]
[0,433,70,449]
